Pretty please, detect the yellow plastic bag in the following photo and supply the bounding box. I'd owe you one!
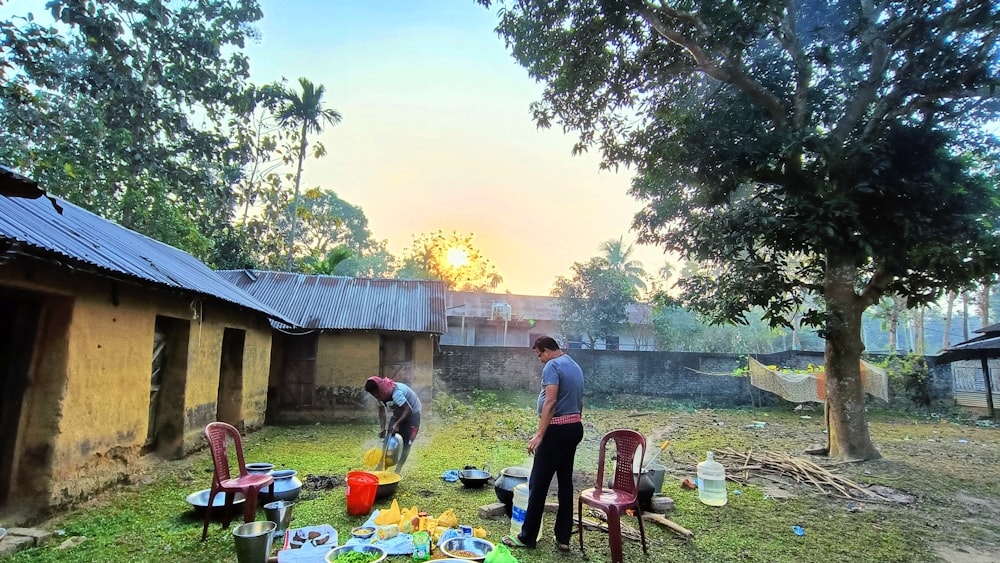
[436,508,458,528]
[374,499,400,526]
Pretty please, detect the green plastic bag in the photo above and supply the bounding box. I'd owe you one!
[485,544,518,563]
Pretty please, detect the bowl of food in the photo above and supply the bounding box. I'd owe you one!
[438,536,495,562]
[351,526,375,539]
[372,470,401,500]
[324,544,386,563]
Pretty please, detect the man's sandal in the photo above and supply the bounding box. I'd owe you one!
[502,535,529,548]
[555,541,571,553]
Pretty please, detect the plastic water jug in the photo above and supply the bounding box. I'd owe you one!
[697,451,727,506]
[509,483,542,541]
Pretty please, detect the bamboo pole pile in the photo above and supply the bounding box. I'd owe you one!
[713,448,892,502]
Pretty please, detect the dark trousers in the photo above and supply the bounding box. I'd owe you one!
[518,421,584,547]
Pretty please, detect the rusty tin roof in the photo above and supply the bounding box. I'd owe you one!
[217,270,447,333]
[0,194,292,324]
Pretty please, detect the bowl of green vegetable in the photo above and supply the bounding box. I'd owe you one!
[323,544,386,563]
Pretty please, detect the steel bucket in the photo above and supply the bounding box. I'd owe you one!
[263,501,294,535]
[232,520,275,563]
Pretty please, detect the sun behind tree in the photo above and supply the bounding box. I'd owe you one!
[397,230,503,291]
[446,247,469,269]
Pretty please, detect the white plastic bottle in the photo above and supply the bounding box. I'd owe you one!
[697,451,728,506]
[509,483,543,541]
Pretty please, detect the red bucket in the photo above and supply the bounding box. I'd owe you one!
[346,471,379,515]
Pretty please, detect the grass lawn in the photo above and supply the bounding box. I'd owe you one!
[7,391,1000,562]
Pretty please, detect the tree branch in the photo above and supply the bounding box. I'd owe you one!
[633,0,788,128]
[832,0,890,144]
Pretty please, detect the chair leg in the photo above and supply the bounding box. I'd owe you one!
[201,490,214,541]
[222,492,235,528]
[578,499,585,553]
[243,489,259,524]
[607,507,624,563]
[635,506,648,554]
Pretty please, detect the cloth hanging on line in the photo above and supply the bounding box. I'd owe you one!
[748,357,889,403]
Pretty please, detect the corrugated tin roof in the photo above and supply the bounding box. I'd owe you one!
[446,290,652,324]
[0,193,292,324]
[0,164,46,200]
[217,270,447,333]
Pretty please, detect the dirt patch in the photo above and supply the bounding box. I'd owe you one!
[932,545,1000,563]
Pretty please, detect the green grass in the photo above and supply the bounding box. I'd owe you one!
[8,396,1000,562]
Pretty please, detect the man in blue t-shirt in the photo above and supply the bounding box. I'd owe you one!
[503,336,584,553]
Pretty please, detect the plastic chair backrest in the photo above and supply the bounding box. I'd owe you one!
[205,422,249,485]
[595,429,646,494]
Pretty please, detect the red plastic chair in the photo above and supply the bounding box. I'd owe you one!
[578,429,648,563]
[201,422,274,540]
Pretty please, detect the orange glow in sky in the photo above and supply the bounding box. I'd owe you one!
[245,1,674,295]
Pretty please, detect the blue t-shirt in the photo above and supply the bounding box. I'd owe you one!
[537,354,584,417]
[382,381,422,416]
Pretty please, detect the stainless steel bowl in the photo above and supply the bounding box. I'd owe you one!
[324,544,387,562]
[185,489,246,509]
[438,537,495,562]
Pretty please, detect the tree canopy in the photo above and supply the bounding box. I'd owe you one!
[480,0,1000,461]
[1,0,264,259]
[554,255,638,349]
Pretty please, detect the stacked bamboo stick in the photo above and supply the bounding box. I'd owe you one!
[713,448,892,502]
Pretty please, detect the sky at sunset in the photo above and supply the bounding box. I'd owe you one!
[243,0,673,295]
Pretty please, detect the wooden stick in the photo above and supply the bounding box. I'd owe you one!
[642,513,694,539]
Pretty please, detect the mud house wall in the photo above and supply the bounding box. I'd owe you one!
[276,331,435,423]
[0,261,271,509]
[180,303,273,452]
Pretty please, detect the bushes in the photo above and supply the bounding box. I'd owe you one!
[884,354,933,410]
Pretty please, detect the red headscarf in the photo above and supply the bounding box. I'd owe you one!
[366,376,395,401]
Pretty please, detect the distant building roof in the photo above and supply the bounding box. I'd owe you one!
[446,290,652,324]
[217,270,447,334]
[0,193,292,324]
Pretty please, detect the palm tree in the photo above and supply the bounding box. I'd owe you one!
[599,236,648,292]
[275,77,342,267]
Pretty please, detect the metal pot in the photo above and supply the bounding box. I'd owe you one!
[269,469,302,502]
[493,467,529,513]
[373,470,401,500]
[458,469,491,489]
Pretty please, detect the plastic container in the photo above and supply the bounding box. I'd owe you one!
[697,451,728,506]
[345,471,379,515]
[377,524,399,540]
[509,483,542,542]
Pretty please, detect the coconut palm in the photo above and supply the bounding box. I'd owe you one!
[599,236,648,292]
[275,77,342,267]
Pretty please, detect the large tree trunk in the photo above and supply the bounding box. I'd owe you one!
[823,251,881,462]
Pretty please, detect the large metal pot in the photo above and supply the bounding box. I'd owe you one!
[458,469,491,489]
[269,469,303,502]
[493,467,529,513]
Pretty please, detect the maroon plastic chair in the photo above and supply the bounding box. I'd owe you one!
[201,422,274,540]
[578,429,648,563]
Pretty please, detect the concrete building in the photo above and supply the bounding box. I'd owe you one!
[443,290,655,350]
